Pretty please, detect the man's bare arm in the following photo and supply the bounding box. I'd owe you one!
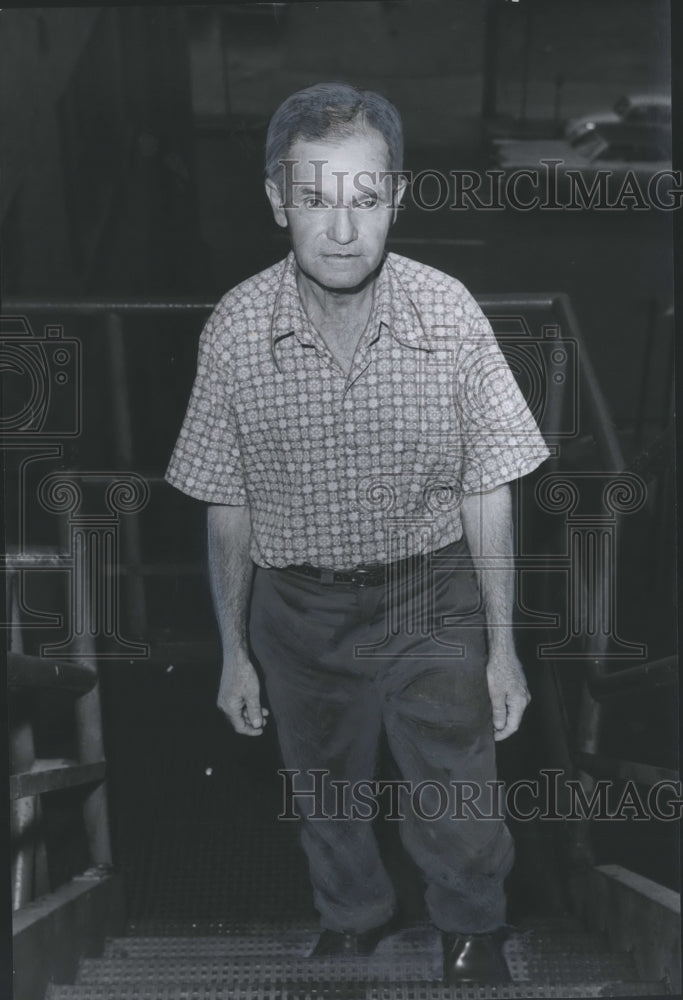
[460,482,530,741]
[207,503,268,736]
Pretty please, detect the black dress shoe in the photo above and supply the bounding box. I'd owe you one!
[310,917,398,957]
[442,930,512,984]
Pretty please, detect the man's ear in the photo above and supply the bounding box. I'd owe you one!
[265,178,288,228]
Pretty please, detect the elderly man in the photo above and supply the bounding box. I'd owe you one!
[166,82,549,984]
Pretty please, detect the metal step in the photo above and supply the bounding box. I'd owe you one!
[45,918,671,999]
[121,916,590,938]
[88,923,641,985]
[45,979,669,999]
[78,938,641,987]
[77,953,442,985]
[104,927,435,959]
[104,929,615,960]
[75,957,644,988]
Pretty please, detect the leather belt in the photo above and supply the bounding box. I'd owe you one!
[282,549,437,588]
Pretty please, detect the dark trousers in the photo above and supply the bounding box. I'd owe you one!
[249,539,514,934]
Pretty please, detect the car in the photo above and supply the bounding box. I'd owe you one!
[491,125,672,207]
[493,122,671,169]
[565,93,671,143]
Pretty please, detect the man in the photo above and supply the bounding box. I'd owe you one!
[166,82,549,984]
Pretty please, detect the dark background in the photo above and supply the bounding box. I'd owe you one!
[1,1,680,993]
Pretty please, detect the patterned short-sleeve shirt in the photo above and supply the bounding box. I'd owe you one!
[166,252,549,569]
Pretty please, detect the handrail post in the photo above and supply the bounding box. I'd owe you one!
[55,515,114,869]
[8,575,50,908]
[74,684,113,868]
[106,310,148,640]
[10,712,40,910]
[569,671,604,864]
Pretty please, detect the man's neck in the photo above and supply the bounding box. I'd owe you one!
[295,267,375,334]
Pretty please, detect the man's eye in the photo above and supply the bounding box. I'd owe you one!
[303,197,325,208]
[356,196,378,209]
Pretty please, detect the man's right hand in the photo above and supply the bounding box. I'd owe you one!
[217,656,269,736]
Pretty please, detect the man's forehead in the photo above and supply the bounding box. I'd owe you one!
[284,130,391,177]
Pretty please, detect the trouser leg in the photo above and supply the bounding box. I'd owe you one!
[249,567,396,933]
[249,539,514,935]
[373,544,514,933]
[380,657,513,932]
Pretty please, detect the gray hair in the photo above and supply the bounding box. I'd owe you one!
[265,81,403,185]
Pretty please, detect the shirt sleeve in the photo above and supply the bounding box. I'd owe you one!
[165,312,249,504]
[454,308,551,495]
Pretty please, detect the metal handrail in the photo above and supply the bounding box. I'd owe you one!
[2,287,626,468]
[2,299,214,312]
[10,761,107,800]
[574,752,679,787]
[481,291,626,471]
[7,652,97,695]
[586,655,678,700]
[4,295,673,866]
[7,555,113,912]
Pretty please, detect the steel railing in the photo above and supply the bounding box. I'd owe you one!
[3,292,677,893]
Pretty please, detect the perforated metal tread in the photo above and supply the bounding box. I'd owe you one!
[45,980,668,999]
[78,952,640,987]
[46,917,670,998]
[124,921,319,937]
[105,928,437,959]
[88,923,641,988]
[103,930,622,962]
[120,918,593,938]
[77,955,441,985]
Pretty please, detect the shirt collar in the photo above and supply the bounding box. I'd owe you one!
[270,251,432,369]
[269,253,315,365]
[373,254,433,352]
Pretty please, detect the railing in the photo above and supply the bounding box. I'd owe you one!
[3,293,676,981]
[7,570,113,905]
[478,293,676,869]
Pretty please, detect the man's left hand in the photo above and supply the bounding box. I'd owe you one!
[485,651,531,742]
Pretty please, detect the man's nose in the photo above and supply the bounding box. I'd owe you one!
[327,207,357,244]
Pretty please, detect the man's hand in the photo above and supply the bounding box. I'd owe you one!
[485,650,531,742]
[208,504,264,736]
[461,484,531,742]
[217,655,269,737]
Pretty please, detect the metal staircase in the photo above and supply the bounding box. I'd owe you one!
[45,916,668,999]
[6,296,679,1000]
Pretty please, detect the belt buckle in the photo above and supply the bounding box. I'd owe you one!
[350,567,373,588]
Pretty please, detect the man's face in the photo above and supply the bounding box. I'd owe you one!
[265,128,405,292]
